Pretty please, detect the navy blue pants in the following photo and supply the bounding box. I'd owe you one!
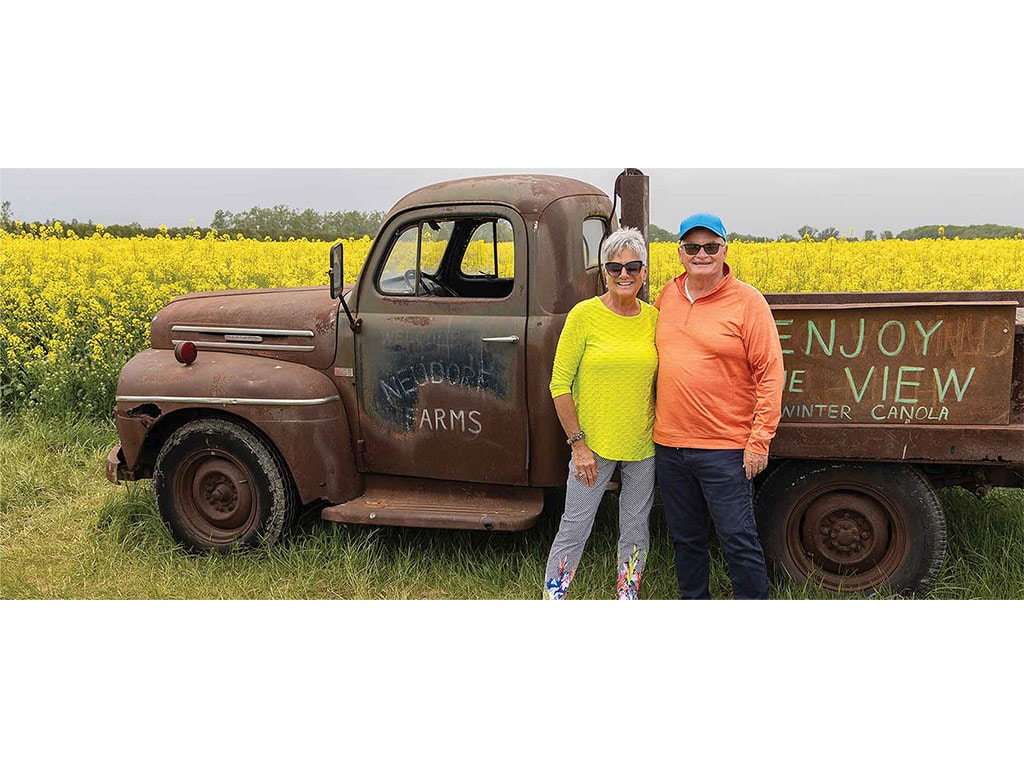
[655,445,770,600]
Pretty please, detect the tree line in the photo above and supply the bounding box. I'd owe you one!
[3,200,1021,242]
[0,201,384,241]
[650,220,1023,243]
[209,205,384,240]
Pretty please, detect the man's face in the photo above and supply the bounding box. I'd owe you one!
[678,227,727,280]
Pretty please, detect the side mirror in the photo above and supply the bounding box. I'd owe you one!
[329,241,361,333]
[329,242,344,299]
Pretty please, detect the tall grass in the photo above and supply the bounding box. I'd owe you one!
[2,414,1021,599]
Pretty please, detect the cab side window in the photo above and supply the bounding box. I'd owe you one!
[459,219,514,280]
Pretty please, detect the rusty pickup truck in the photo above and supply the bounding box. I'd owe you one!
[107,170,1023,594]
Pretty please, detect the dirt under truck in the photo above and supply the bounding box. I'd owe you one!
[106,170,1024,595]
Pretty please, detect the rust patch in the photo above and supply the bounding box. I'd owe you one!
[313,316,337,335]
[387,315,432,327]
[126,403,162,420]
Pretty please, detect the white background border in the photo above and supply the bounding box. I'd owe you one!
[3,2,1021,764]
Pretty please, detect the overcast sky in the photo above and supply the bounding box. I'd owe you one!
[2,168,1021,238]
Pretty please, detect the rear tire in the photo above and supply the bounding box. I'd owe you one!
[754,461,946,595]
[153,419,297,552]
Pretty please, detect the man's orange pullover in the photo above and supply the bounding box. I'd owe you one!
[653,266,784,454]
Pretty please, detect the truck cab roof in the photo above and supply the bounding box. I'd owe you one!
[387,174,608,217]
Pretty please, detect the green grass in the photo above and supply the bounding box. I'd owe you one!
[2,413,1022,599]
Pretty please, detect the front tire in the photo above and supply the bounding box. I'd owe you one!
[754,461,946,595]
[153,419,297,552]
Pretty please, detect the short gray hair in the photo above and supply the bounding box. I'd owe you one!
[601,226,648,263]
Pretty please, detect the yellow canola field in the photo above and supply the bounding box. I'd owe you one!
[646,237,1024,294]
[2,230,1022,415]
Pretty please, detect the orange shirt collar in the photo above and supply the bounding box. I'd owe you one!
[675,263,734,300]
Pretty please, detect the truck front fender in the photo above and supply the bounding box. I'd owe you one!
[113,349,361,505]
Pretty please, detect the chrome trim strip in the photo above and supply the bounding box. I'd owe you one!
[116,395,340,406]
[171,325,315,337]
[171,339,315,352]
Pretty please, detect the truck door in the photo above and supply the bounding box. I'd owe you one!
[354,205,530,486]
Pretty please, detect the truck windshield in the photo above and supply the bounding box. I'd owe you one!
[382,220,451,281]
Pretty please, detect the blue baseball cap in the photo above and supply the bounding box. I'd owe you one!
[678,212,727,241]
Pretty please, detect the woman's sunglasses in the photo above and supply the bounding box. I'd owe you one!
[603,260,645,276]
[680,242,724,256]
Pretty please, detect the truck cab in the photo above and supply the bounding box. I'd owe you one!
[341,175,612,489]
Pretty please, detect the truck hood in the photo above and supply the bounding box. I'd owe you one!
[150,285,340,370]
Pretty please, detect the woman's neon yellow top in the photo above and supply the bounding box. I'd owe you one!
[549,297,659,462]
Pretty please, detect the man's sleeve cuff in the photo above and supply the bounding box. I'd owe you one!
[745,438,771,455]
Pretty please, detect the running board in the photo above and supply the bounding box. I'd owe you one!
[321,475,545,532]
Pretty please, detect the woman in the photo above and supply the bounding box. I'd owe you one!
[543,227,659,600]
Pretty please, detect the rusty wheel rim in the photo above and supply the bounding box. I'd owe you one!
[174,450,257,545]
[785,480,909,591]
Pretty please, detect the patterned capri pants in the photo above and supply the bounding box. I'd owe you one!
[543,451,656,600]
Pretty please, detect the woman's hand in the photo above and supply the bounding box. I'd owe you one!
[572,441,598,487]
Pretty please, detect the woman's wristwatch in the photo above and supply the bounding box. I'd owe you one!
[567,430,586,446]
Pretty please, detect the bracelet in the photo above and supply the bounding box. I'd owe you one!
[567,430,586,446]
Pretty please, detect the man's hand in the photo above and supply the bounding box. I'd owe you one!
[743,448,769,480]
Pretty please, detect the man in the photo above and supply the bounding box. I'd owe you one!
[654,213,784,599]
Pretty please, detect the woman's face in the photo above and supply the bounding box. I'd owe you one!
[605,247,646,301]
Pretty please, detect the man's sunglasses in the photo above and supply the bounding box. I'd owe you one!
[604,260,645,276]
[680,242,725,256]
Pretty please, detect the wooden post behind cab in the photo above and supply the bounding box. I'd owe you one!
[615,169,651,303]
